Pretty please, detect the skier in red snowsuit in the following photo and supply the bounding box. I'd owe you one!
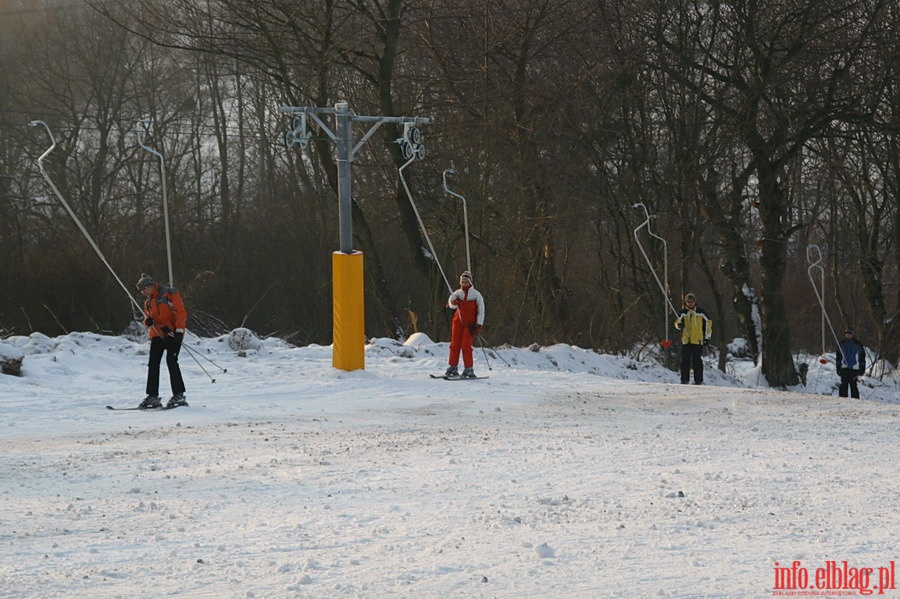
[445,271,486,379]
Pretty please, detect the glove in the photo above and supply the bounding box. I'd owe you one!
[144,316,154,327]
[171,331,183,349]
[161,325,172,335]
[468,324,482,335]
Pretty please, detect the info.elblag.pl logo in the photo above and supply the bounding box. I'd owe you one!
[773,560,896,596]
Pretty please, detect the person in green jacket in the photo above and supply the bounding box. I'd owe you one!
[674,292,713,384]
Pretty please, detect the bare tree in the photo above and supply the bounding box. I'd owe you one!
[0,0,893,371]
[637,0,894,386]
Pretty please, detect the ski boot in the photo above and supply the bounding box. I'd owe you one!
[444,365,459,378]
[461,367,477,379]
[138,395,161,409]
[166,394,188,409]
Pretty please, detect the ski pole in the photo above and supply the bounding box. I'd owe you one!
[477,333,512,368]
[182,343,217,383]
[181,342,227,374]
[702,342,716,370]
[476,334,492,371]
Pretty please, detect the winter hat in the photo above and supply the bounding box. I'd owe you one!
[845,327,855,335]
[459,271,473,286]
[684,292,697,303]
[136,273,155,290]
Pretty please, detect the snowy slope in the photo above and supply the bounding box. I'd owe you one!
[1,331,898,598]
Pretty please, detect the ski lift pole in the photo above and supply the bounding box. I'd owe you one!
[443,169,471,274]
[632,203,678,347]
[400,157,452,293]
[30,120,143,315]
[806,245,843,363]
[280,103,431,371]
[136,119,174,286]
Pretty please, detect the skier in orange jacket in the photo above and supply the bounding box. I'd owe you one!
[136,273,189,409]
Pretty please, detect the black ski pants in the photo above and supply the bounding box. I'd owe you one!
[838,369,861,399]
[146,335,185,397]
[680,343,704,384]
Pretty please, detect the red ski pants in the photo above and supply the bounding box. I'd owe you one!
[448,318,475,368]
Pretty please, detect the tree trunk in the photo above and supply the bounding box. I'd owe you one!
[755,161,799,387]
[698,172,761,362]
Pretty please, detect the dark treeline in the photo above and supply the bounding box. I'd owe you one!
[0,0,896,386]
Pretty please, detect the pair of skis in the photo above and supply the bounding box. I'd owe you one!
[106,403,188,411]
[430,374,488,380]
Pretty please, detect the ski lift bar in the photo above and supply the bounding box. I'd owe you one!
[30,120,142,314]
[633,203,679,347]
[399,150,452,293]
[136,119,174,286]
[443,169,471,275]
[806,245,843,364]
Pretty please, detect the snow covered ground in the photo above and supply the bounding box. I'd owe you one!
[1,330,898,598]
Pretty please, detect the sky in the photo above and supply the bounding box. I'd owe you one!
[1,329,898,598]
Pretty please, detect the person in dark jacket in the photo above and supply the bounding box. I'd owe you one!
[674,292,713,385]
[836,327,865,399]
[136,273,189,409]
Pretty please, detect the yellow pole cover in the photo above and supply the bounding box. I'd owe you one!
[332,251,365,371]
